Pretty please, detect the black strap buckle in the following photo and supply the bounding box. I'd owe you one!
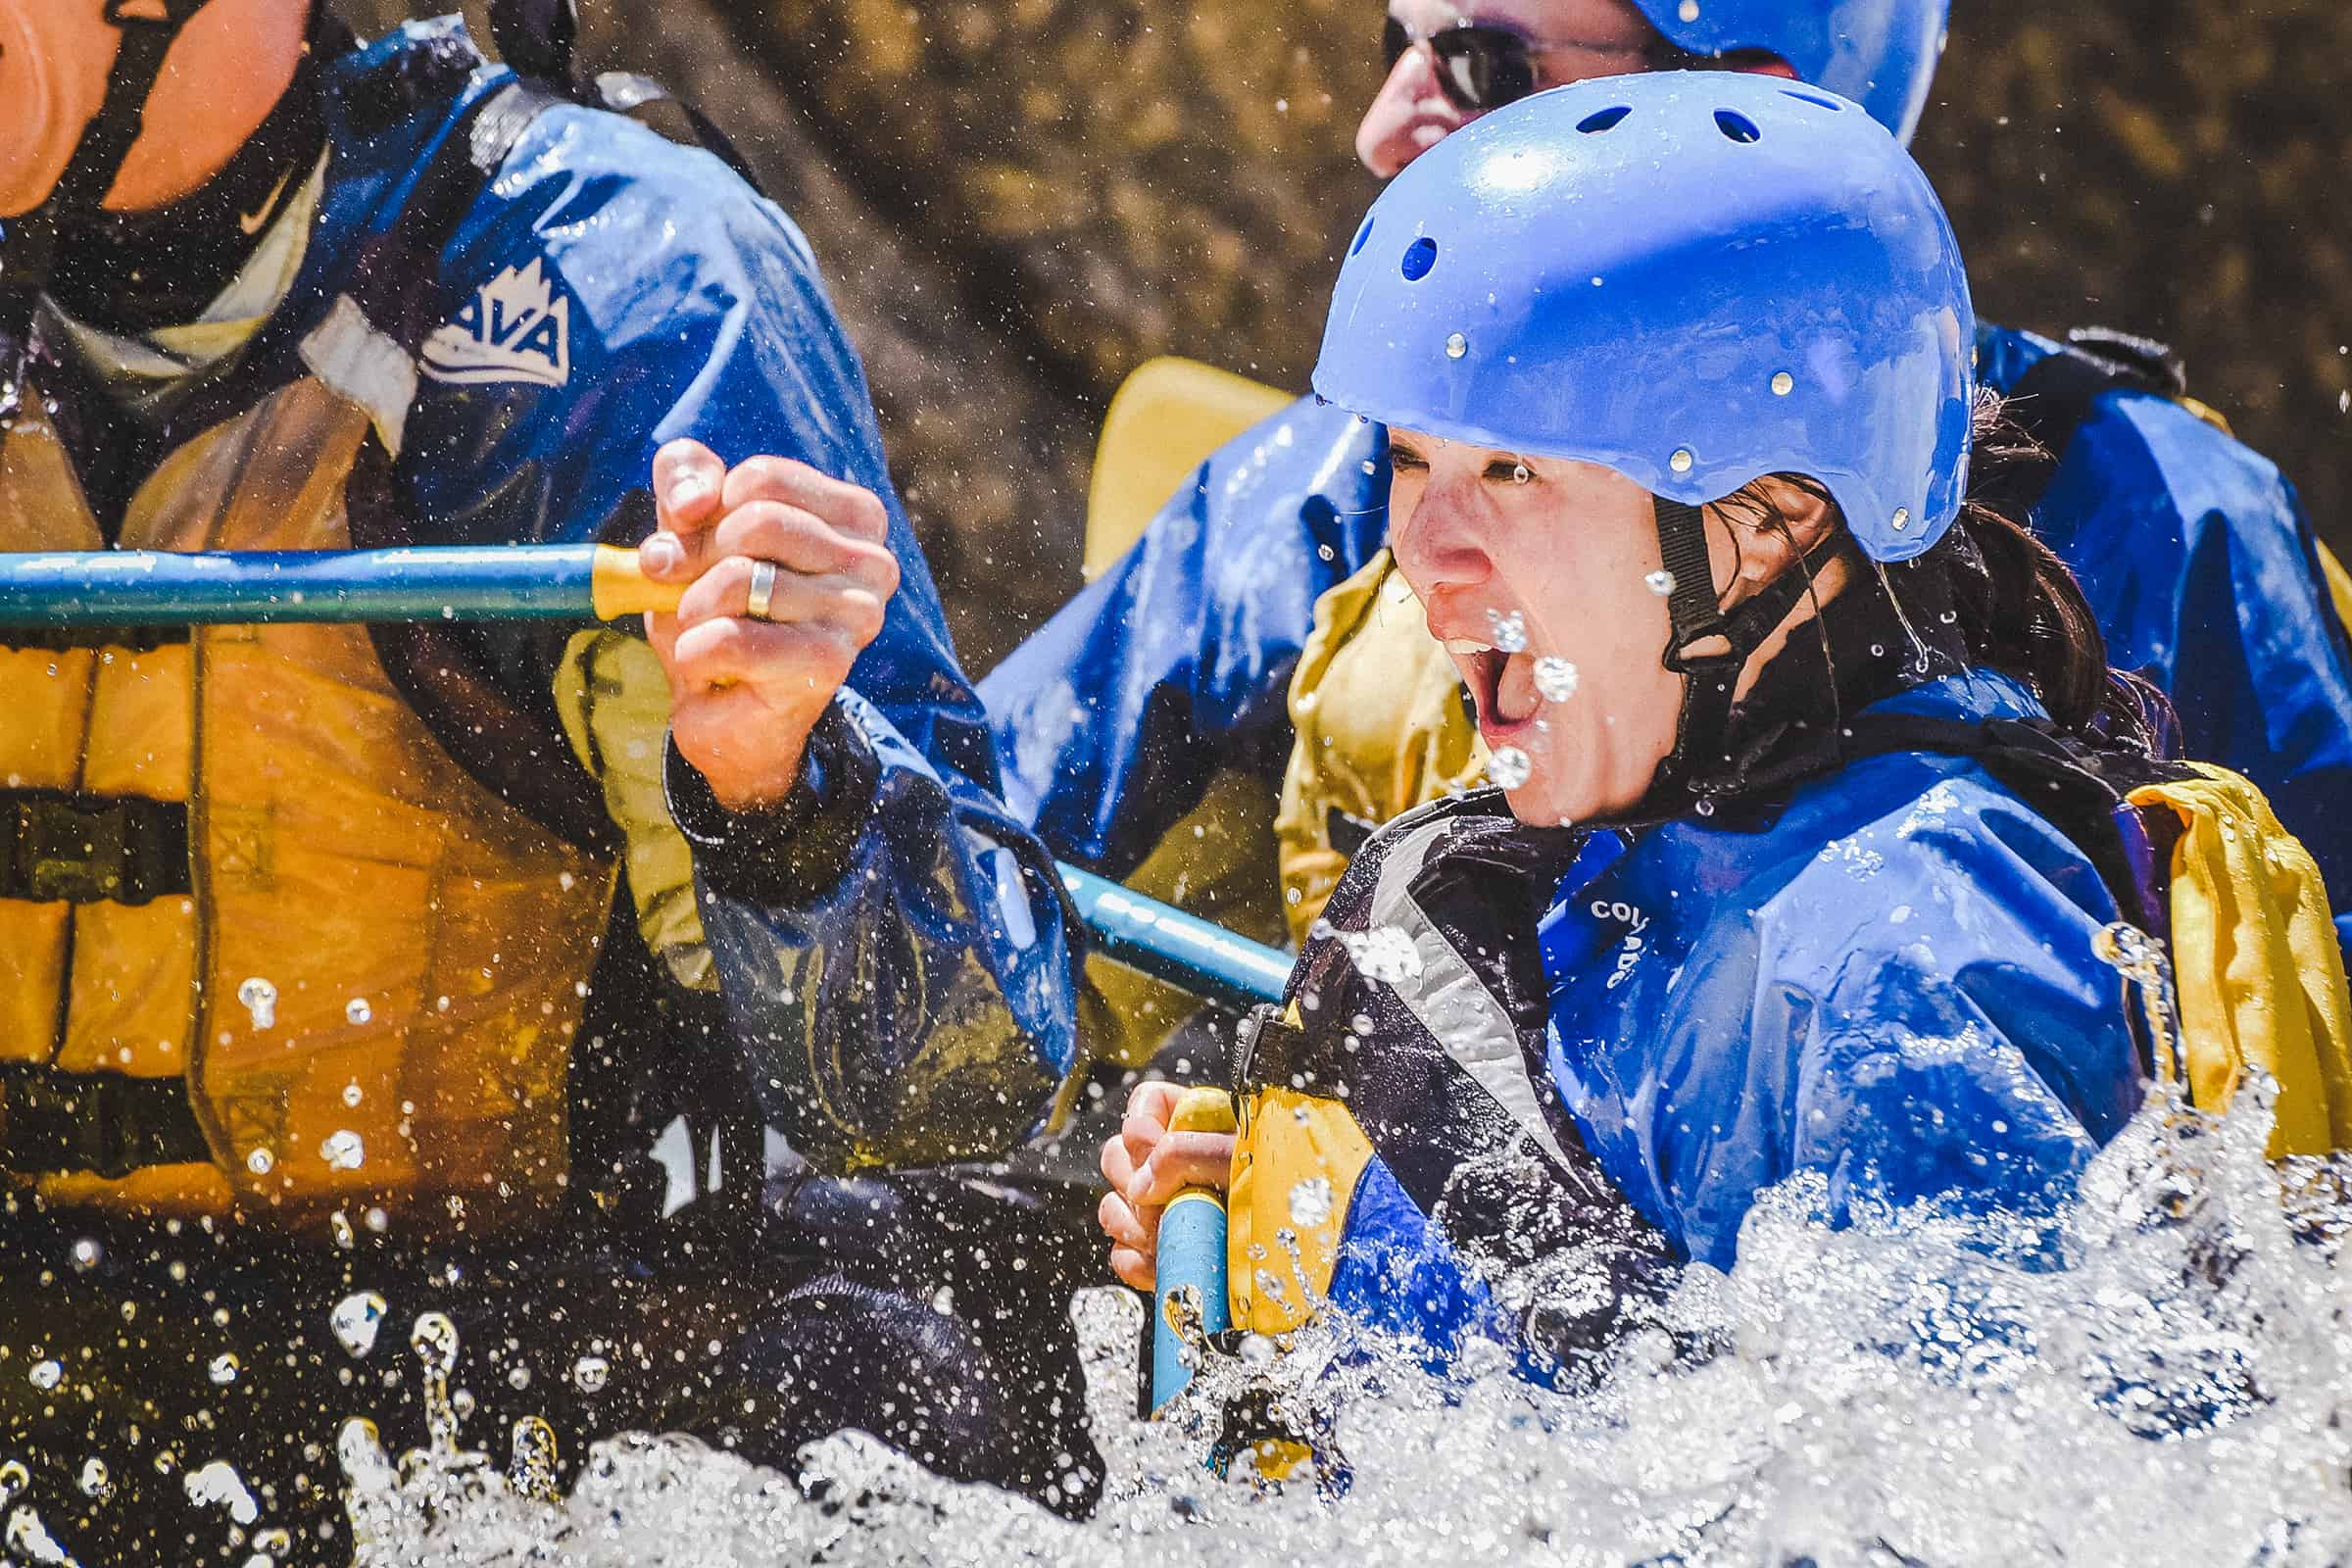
[3,793,190,906]
[0,1064,211,1179]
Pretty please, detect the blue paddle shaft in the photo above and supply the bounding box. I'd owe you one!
[1058,863,1290,1011]
[0,546,605,624]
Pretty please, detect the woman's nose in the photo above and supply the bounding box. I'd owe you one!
[1354,45,1473,178]
[1392,480,1494,593]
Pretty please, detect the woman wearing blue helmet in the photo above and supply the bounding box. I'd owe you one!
[1100,72,2310,1376]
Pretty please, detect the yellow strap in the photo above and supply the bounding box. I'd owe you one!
[2129,764,2352,1155]
[2315,541,2352,645]
[1083,357,1294,579]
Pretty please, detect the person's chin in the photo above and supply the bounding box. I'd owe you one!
[1499,770,1587,830]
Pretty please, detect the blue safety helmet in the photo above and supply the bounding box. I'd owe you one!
[1312,71,1975,565]
[1633,0,1950,143]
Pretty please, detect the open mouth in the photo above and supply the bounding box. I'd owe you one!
[1446,638,1542,731]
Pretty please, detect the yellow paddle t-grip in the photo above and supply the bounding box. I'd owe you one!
[588,545,686,619]
[1151,1084,1239,1412]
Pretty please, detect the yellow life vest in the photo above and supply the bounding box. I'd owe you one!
[0,364,612,1232]
[1273,549,1485,945]
[2130,764,2352,1156]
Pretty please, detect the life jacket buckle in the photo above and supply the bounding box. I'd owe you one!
[3,794,188,906]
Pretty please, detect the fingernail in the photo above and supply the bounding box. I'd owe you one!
[665,476,711,514]
[640,535,681,574]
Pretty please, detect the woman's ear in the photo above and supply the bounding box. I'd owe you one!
[1721,476,1838,594]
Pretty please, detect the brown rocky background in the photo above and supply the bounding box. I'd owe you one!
[350,1,2351,673]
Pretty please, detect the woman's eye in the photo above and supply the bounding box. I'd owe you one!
[1387,446,1427,474]
[1486,461,1535,485]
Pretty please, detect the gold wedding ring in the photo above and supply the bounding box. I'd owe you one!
[746,559,779,622]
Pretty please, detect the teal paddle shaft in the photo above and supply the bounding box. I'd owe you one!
[1150,1085,1239,1413]
[0,544,657,624]
[0,547,1293,1010]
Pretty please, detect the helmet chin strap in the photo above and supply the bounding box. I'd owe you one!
[1650,493,1846,803]
[9,0,220,297]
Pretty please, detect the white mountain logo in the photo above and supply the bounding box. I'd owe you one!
[420,258,571,387]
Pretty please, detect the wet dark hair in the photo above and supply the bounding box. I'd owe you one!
[1936,390,2172,755]
[1715,391,2171,759]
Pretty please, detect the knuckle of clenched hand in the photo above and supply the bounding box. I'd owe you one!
[852,488,889,538]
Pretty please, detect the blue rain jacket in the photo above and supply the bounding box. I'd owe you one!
[308,21,1074,1172]
[984,331,2352,941]
[1308,673,2144,1367]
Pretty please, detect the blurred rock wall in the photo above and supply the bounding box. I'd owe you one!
[350,1,2350,672]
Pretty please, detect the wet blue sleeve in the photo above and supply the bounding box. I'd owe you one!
[397,107,1076,1162]
[978,399,1390,874]
[670,693,1072,1168]
[2034,395,2352,951]
[1324,1157,1553,1384]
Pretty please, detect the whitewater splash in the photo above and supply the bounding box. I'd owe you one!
[327,1076,2352,1568]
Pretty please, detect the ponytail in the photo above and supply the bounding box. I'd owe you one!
[1941,390,2172,757]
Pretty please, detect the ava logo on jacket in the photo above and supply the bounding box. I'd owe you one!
[421,258,571,387]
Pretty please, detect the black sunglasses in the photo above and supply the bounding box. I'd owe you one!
[1383,15,1682,112]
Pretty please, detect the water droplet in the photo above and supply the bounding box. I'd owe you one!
[70,1239,101,1273]
[1510,463,1532,485]
[77,1457,110,1498]
[344,997,372,1026]
[1339,924,1424,986]
[318,1130,366,1171]
[1444,332,1469,360]
[511,1415,561,1503]
[235,977,276,1031]
[329,1211,356,1250]
[572,1354,611,1394]
[1237,1334,1279,1367]
[1485,607,1528,654]
[332,1293,388,1358]
[1534,657,1580,703]
[207,1352,240,1385]
[412,1312,459,1376]
[412,1313,464,1455]
[244,1148,274,1177]
[1695,797,1718,817]
[1288,1176,1336,1228]
[1890,507,1911,532]
[1644,569,1678,597]
[1670,448,1693,474]
[337,1417,395,1495]
[1771,371,1794,396]
[1679,0,1700,20]
[185,1458,260,1524]
[507,1363,532,1391]
[28,1360,62,1391]
[1489,746,1533,790]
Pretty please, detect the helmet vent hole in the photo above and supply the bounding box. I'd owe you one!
[1781,88,1844,112]
[1350,216,1376,257]
[1400,236,1440,281]
[1715,111,1762,143]
[1576,106,1632,134]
